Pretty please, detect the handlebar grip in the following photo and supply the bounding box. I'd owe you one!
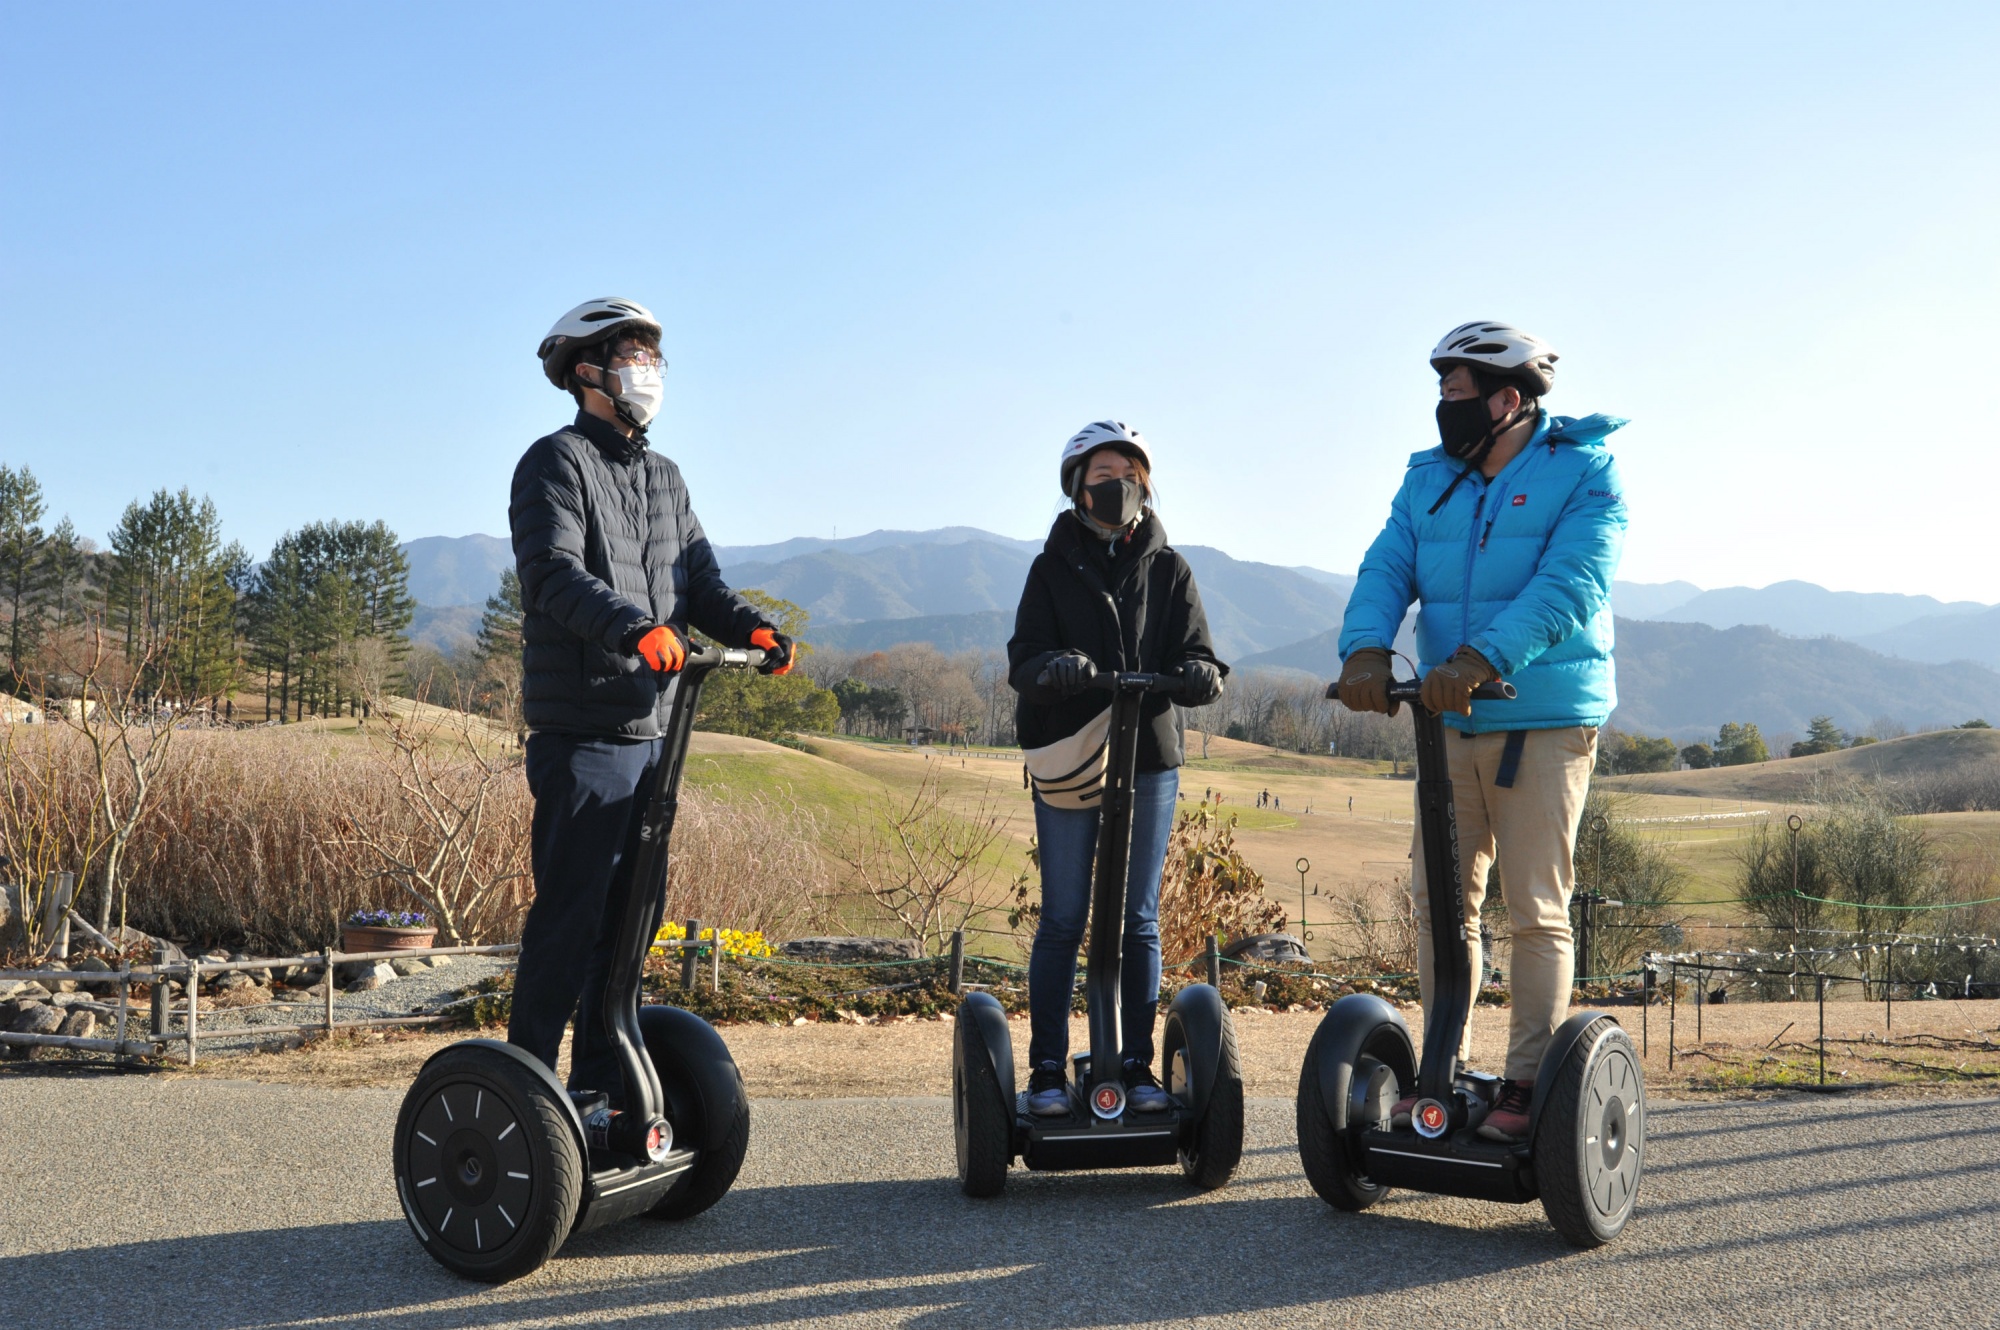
[1381,678,1515,703]
[1473,681,1517,700]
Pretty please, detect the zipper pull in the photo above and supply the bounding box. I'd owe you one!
[1480,516,1496,551]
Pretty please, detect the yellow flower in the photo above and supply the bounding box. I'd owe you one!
[651,923,774,958]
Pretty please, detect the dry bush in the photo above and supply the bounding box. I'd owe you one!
[662,786,830,937]
[1156,802,1284,965]
[837,762,1017,954]
[0,721,835,955]
[1317,876,1419,977]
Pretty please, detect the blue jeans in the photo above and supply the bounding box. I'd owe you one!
[1027,768,1179,1071]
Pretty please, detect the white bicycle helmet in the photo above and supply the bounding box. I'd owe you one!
[1058,420,1153,495]
[1430,322,1559,397]
[537,298,663,389]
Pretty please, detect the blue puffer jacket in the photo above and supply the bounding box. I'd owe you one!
[1338,412,1629,733]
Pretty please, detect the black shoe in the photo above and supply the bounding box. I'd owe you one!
[1027,1060,1070,1116]
[1122,1058,1174,1113]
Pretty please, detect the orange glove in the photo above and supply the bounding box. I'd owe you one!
[632,624,688,673]
[749,627,795,675]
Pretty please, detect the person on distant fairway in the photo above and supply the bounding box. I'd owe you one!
[507,297,795,1102]
[1009,420,1228,1117]
[1334,323,1627,1143]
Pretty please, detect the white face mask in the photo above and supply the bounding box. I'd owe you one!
[610,363,664,427]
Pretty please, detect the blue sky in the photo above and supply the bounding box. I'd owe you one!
[4,3,1997,600]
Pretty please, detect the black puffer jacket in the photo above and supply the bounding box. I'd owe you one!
[1007,511,1227,773]
[509,412,771,738]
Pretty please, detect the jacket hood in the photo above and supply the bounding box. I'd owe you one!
[1405,411,1627,468]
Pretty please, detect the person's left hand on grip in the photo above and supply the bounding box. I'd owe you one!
[1419,645,1498,716]
[1174,658,1224,705]
[749,627,795,675]
[629,623,689,673]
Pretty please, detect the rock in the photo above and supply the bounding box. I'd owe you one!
[1219,932,1312,965]
[780,937,922,963]
[57,1009,95,1039]
[40,960,77,994]
[0,979,27,1000]
[423,954,453,968]
[275,990,316,1004]
[71,955,121,996]
[227,952,272,985]
[210,970,257,992]
[11,981,51,1002]
[345,961,397,992]
[0,999,23,1027]
[13,1003,61,1035]
[390,958,427,977]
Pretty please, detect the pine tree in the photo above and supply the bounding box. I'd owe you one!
[105,489,243,701]
[0,464,50,688]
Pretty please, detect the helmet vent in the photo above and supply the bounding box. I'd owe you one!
[1465,342,1511,355]
[580,310,623,322]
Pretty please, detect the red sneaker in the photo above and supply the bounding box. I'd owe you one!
[1477,1079,1533,1142]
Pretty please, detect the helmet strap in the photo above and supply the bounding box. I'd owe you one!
[573,345,649,435]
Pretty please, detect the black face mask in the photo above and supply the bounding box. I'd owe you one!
[1082,477,1146,529]
[1436,396,1500,460]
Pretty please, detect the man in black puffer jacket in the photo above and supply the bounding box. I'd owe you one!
[508,297,794,1100]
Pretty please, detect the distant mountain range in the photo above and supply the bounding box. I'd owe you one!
[399,527,2000,734]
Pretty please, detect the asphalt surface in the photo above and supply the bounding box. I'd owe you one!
[2,1076,1995,1329]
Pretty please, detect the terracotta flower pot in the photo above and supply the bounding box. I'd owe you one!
[340,925,438,954]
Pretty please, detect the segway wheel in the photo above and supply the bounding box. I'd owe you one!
[1536,1018,1646,1248]
[1296,1041,1390,1212]
[952,1008,1011,1197]
[1176,1010,1244,1190]
[395,1046,582,1283]
[639,1005,752,1221]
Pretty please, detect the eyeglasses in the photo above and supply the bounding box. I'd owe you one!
[608,347,666,369]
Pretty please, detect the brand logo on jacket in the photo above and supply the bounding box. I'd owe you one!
[1511,494,1527,506]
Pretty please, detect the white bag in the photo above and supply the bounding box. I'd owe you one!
[1022,707,1112,810]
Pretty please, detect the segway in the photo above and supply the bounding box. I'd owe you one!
[954,670,1244,1195]
[1295,676,1645,1247]
[392,644,763,1281]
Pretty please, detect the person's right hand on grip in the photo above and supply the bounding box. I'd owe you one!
[1038,650,1098,698]
[1334,647,1398,716]
[629,623,689,673]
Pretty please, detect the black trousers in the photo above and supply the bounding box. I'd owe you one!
[509,731,666,1103]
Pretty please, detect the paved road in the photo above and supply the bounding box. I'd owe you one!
[2,1074,1995,1329]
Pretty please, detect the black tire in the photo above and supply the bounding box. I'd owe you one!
[651,1081,750,1221]
[1296,1039,1390,1212]
[953,1012,1011,1197]
[1178,1011,1243,1190]
[1536,1018,1646,1248]
[394,1046,582,1283]
[639,1005,752,1221]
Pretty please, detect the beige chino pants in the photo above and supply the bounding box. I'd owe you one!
[1407,724,1597,1082]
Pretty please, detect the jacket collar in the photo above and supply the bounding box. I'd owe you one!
[1046,509,1169,568]
[571,409,649,464]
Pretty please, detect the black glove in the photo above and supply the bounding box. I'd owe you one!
[1038,650,1098,698]
[1175,658,1224,706]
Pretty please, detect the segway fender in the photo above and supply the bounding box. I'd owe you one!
[958,991,1015,1110]
[419,1037,587,1151]
[1166,984,1229,1115]
[1529,1010,1618,1130]
[639,1005,746,1154]
[1311,994,1415,1130]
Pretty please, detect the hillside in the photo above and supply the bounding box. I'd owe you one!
[401,534,512,607]
[1634,580,1989,639]
[1855,603,2000,671]
[1602,726,2000,801]
[814,611,1013,654]
[1609,619,2000,735]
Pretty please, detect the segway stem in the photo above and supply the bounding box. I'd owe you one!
[1383,679,1515,1113]
[1083,671,1186,1113]
[602,643,769,1156]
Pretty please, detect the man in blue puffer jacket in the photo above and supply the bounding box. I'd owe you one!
[1335,322,1627,1143]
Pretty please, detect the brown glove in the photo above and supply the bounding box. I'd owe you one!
[1420,645,1499,716]
[1334,647,1398,716]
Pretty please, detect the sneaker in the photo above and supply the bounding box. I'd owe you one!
[1390,1095,1416,1129]
[1122,1059,1174,1113]
[1476,1079,1533,1142]
[1027,1061,1070,1117]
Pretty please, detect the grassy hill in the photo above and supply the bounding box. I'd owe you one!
[1603,726,2000,801]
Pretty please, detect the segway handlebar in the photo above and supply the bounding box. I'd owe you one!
[1384,678,1516,704]
[1087,669,1191,699]
[678,643,774,672]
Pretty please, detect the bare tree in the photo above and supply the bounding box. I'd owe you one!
[837,758,1016,953]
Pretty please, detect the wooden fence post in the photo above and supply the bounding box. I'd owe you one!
[185,958,199,1067]
[682,919,700,991]
[948,929,965,995]
[1206,934,1222,989]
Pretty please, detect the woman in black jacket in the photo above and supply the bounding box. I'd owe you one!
[1007,420,1228,1117]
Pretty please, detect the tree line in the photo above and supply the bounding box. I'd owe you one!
[0,463,413,717]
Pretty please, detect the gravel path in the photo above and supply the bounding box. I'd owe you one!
[184,954,514,1042]
[0,1078,1993,1329]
